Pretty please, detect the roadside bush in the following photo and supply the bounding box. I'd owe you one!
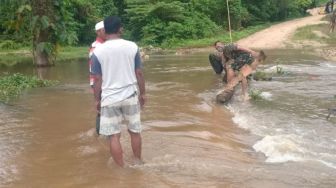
[127,1,219,46]
[142,12,219,46]
[0,40,20,50]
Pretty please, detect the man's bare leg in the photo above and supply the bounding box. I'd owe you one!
[226,62,235,83]
[241,76,250,101]
[128,130,142,161]
[110,133,124,167]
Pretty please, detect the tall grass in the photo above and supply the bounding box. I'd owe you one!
[293,23,336,45]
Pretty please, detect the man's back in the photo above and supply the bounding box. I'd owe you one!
[93,39,138,106]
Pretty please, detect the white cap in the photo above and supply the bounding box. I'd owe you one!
[95,21,104,31]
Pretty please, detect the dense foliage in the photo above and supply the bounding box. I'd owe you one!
[0,73,58,102]
[0,0,330,48]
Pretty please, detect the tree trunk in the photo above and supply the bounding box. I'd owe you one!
[32,0,53,67]
[34,50,49,67]
[33,28,52,67]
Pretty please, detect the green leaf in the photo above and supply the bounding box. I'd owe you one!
[40,16,50,30]
[31,15,39,29]
[17,5,25,13]
[25,5,32,11]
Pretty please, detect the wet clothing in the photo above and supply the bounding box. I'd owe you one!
[91,39,142,107]
[99,93,141,135]
[91,38,143,136]
[230,52,254,71]
[223,43,255,71]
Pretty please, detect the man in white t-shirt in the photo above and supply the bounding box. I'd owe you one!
[91,16,146,167]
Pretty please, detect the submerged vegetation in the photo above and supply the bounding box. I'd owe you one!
[253,65,287,81]
[0,73,58,102]
[253,71,273,81]
[249,89,263,101]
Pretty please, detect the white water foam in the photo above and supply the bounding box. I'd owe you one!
[263,65,278,73]
[230,102,336,169]
[260,92,272,100]
[228,105,265,136]
[253,135,306,163]
[252,135,336,170]
[225,61,336,170]
[321,62,336,68]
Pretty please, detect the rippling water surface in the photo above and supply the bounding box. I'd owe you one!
[0,50,335,188]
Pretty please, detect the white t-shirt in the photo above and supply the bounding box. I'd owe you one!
[91,39,139,107]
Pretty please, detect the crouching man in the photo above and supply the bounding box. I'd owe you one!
[214,41,266,103]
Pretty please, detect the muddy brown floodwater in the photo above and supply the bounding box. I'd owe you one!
[1,49,336,188]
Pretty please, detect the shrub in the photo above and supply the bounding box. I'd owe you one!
[0,40,20,50]
[0,73,58,102]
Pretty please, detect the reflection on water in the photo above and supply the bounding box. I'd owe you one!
[0,50,336,187]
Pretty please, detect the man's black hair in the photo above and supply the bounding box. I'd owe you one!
[104,16,122,34]
[214,40,221,46]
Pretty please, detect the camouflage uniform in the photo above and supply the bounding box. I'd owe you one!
[223,43,254,71]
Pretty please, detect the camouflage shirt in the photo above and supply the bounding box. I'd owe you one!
[223,43,238,60]
[223,43,254,71]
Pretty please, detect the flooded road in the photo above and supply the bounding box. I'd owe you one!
[1,50,336,187]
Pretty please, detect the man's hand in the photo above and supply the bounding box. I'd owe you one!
[138,94,146,109]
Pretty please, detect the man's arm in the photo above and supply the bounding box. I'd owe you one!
[135,50,146,108]
[93,75,102,112]
[91,54,102,113]
[136,69,146,108]
[237,45,258,57]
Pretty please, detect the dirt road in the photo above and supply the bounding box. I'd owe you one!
[237,14,326,49]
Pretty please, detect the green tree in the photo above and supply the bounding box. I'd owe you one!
[30,0,81,66]
[114,0,127,21]
[126,0,218,45]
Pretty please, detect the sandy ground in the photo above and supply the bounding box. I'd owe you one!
[235,9,336,62]
[237,14,326,49]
